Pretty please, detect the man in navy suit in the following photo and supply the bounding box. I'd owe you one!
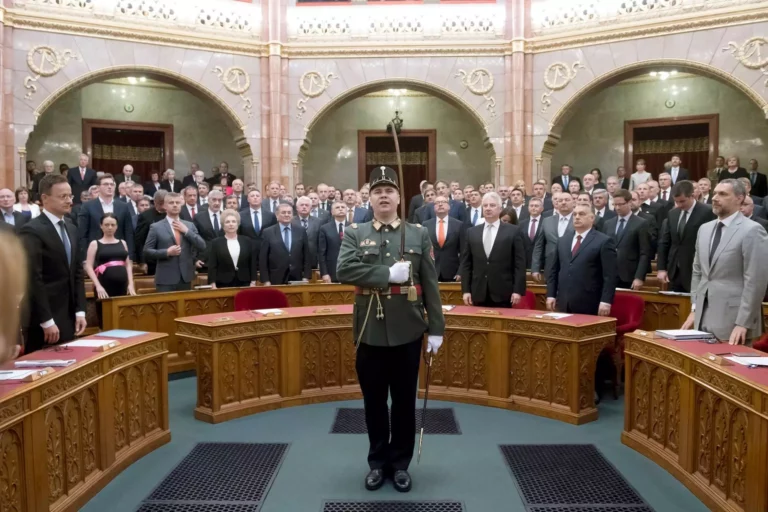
[343,188,372,223]
[318,201,348,283]
[0,188,29,233]
[239,189,276,272]
[424,195,465,282]
[67,153,97,205]
[259,202,312,285]
[76,173,135,261]
[551,164,581,192]
[546,204,617,316]
[518,197,544,269]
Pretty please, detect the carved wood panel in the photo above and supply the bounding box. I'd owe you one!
[509,337,533,398]
[185,297,233,316]
[578,343,595,410]
[631,360,650,435]
[118,301,179,354]
[0,423,24,512]
[551,342,569,405]
[439,290,464,305]
[45,386,99,503]
[694,387,749,506]
[531,339,551,401]
[432,331,487,392]
[285,293,303,307]
[198,344,213,409]
[300,331,357,390]
[217,337,281,403]
[641,302,681,331]
[308,291,355,306]
[666,374,681,454]
[113,359,162,456]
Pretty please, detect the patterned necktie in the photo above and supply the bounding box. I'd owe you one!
[273,200,278,212]
[302,219,307,229]
[338,223,344,239]
[572,234,582,256]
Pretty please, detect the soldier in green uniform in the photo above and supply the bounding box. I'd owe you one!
[337,166,445,493]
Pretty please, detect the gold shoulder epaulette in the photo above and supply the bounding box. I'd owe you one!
[415,223,422,228]
[350,223,358,228]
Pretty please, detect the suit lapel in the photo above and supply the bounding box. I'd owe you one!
[711,215,742,268]
[571,230,596,262]
[487,223,506,260]
[40,214,68,261]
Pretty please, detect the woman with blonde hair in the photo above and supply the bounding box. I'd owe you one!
[0,231,27,363]
[207,209,258,288]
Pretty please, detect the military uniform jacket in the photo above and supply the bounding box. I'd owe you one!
[337,218,445,347]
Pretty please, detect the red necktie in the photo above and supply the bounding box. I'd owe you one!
[572,234,582,256]
[190,207,196,219]
[529,218,536,241]
[80,168,85,180]
[662,190,667,201]
[438,219,445,248]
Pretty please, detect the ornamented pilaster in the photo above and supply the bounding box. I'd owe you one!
[213,66,253,118]
[24,45,78,100]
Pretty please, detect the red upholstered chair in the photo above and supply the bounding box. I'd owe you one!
[607,292,645,398]
[513,290,536,310]
[234,288,290,312]
[753,334,768,353]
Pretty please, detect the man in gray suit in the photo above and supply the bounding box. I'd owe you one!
[681,179,768,345]
[143,192,207,292]
[293,195,322,268]
[531,192,574,281]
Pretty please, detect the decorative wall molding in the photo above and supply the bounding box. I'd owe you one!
[296,71,338,120]
[213,66,253,118]
[724,36,768,88]
[540,61,584,113]
[24,45,78,99]
[287,4,505,42]
[455,68,497,118]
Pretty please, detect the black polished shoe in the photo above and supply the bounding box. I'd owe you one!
[392,470,412,492]
[365,469,385,491]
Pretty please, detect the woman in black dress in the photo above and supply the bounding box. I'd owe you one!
[208,209,258,288]
[718,156,749,183]
[84,213,136,299]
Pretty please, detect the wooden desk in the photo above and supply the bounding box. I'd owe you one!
[176,305,615,425]
[0,333,170,512]
[623,332,768,512]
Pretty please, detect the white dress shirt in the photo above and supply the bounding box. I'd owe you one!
[226,238,240,269]
[41,209,84,327]
[659,187,671,202]
[616,212,632,233]
[99,197,114,214]
[557,213,573,237]
[12,203,40,218]
[185,204,198,218]
[671,167,680,183]
[595,207,607,218]
[250,208,262,229]
[470,207,482,225]
[512,205,523,219]
[709,211,739,252]
[483,219,500,255]
[1,208,14,225]
[209,209,221,229]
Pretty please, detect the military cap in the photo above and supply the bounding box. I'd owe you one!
[369,166,399,191]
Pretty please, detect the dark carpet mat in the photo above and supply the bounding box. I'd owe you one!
[141,443,288,509]
[330,408,461,434]
[321,501,464,512]
[500,445,653,511]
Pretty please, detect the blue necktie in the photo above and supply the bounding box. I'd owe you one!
[213,213,219,232]
[472,209,478,225]
[564,176,569,188]
[283,226,291,252]
[58,220,71,266]
[616,218,625,238]
[252,211,260,233]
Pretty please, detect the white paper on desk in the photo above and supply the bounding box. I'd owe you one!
[658,291,691,296]
[442,305,456,311]
[64,339,117,348]
[541,313,573,319]
[0,369,39,381]
[725,356,768,366]
[656,329,713,338]
[253,309,284,315]
[288,281,310,285]
[14,359,75,368]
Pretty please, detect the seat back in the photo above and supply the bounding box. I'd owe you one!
[234,288,290,311]
[610,292,645,334]
[512,290,537,310]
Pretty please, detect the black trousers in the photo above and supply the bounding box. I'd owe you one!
[477,290,512,309]
[669,270,689,293]
[156,282,192,292]
[356,338,422,471]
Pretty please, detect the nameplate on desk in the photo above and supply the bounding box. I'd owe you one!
[64,339,121,351]
[314,307,337,314]
[703,353,734,366]
[208,316,234,324]
[253,309,284,316]
[477,309,500,315]
[0,367,55,382]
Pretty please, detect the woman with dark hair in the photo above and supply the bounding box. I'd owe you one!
[13,186,40,219]
[590,168,606,189]
[84,213,135,300]
[500,207,519,225]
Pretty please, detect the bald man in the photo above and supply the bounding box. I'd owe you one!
[67,153,97,205]
[114,164,136,186]
[0,188,27,232]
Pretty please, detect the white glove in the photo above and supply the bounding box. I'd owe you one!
[388,261,411,283]
[427,335,443,354]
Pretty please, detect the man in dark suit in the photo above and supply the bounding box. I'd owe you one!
[205,161,236,187]
[318,202,348,283]
[160,169,183,193]
[657,180,717,293]
[341,188,373,224]
[31,160,56,201]
[531,182,554,212]
[0,188,28,233]
[293,195,322,268]
[230,179,248,211]
[126,183,144,230]
[616,166,630,190]
[424,195,465,282]
[316,183,333,212]
[179,186,201,222]
[519,197,544,269]
[637,182,667,228]
[135,189,167,276]
[144,171,162,197]
[737,177,768,219]
[181,163,200,189]
[113,164,137,187]
[601,189,650,290]
[748,159,767,198]
[76,173,135,261]
[67,153,97,205]
[532,192,574,281]
[143,192,206,292]
[698,178,713,204]
[260,202,312,285]
[551,164,581,192]
[460,192,526,307]
[19,174,86,353]
[264,181,283,214]
[193,189,224,268]
[239,189,277,270]
[308,191,331,223]
[741,196,768,229]
[546,204,617,316]
[407,180,430,221]
[668,155,689,185]
[592,190,616,221]
[507,187,529,223]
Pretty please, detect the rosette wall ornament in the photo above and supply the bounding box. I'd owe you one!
[724,37,768,88]
[540,61,585,113]
[455,68,496,118]
[24,45,79,100]
[296,71,338,120]
[213,66,253,118]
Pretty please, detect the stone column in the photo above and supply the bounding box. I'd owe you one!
[262,0,290,189]
[0,12,13,188]
[504,0,532,191]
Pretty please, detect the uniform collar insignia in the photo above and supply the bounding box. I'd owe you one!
[372,218,401,231]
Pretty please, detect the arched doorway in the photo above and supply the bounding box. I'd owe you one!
[539,60,768,180]
[297,79,497,199]
[17,66,255,186]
